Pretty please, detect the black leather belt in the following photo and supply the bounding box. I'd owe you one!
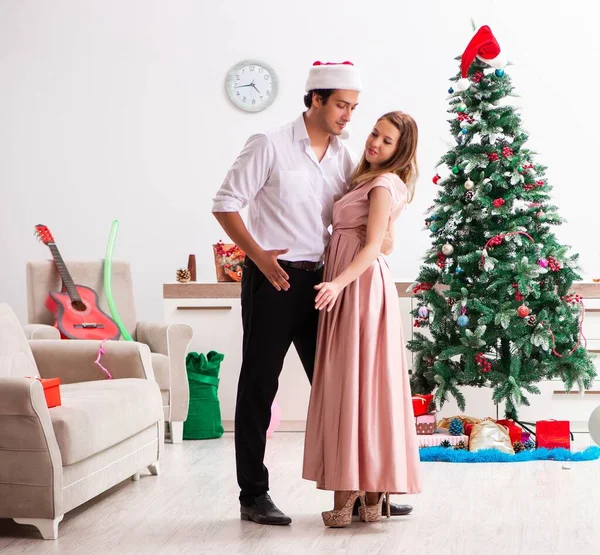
[279,260,324,272]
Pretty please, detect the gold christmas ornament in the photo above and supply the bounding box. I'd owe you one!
[464,179,475,190]
[442,243,455,256]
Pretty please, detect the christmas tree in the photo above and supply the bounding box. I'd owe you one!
[408,25,596,420]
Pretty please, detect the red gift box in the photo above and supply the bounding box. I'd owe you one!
[496,419,523,445]
[26,377,62,408]
[536,420,570,450]
[412,394,434,416]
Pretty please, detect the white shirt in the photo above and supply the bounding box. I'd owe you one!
[212,114,356,262]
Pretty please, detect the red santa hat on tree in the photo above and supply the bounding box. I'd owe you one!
[305,61,362,92]
[455,25,506,91]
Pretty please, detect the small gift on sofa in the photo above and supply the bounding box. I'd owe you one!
[412,394,434,416]
[415,412,437,435]
[536,419,571,450]
[26,377,61,408]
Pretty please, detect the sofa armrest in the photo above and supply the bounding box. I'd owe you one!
[23,324,61,340]
[136,321,193,422]
[29,340,155,384]
[0,378,63,519]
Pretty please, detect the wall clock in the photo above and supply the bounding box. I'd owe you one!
[225,59,279,113]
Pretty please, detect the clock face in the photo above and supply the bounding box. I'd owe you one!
[225,60,278,113]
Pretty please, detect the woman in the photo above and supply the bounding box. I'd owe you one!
[302,111,422,527]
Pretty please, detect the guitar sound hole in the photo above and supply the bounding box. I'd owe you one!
[71,300,87,312]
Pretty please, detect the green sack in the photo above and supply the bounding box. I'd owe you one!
[183,350,225,440]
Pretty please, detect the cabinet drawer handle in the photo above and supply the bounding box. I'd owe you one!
[176,306,232,311]
[553,390,600,395]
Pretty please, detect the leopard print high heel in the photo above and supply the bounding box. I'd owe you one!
[358,492,390,522]
[321,491,365,528]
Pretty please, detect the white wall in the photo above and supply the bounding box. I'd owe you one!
[1,0,599,324]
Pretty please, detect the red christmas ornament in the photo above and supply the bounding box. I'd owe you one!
[562,293,583,305]
[475,352,492,373]
[488,235,503,247]
[436,253,447,269]
[488,152,499,162]
[493,198,505,208]
[473,72,484,83]
[517,305,531,318]
[433,174,441,184]
[546,256,561,272]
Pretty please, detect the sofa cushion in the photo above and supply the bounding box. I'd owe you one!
[49,379,162,465]
[151,353,170,392]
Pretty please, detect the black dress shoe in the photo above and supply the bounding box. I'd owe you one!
[352,497,413,517]
[240,493,292,525]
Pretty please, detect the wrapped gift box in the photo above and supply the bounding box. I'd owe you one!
[412,394,434,417]
[536,420,570,450]
[26,377,61,408]
[496,419,523,445]
[415,412,436,435]
[418,432,469,447]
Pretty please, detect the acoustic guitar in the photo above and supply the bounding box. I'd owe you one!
[34,224,121,340]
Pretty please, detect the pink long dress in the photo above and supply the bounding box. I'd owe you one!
[302,173,421,494]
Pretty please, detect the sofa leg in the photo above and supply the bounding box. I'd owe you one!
[148,461,160,476]
[131,472,141,481]
[13,516,64,540]
[170,421,184,444]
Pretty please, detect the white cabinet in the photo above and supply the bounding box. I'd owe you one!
[164,286,415,432]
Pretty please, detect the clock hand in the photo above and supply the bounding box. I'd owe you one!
[251,84,261,93]
[235,83,254,89]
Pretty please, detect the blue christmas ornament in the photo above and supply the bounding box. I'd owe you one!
[495,69,505,78]
[455,266,463,274]
[448,87,454,94]
[457,315,469,327]
[430,224,438,232]
[461,128,468,135]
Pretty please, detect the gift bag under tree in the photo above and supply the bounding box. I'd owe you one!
[184,351,225,439]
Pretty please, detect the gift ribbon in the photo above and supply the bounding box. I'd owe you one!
[95,340,112,380]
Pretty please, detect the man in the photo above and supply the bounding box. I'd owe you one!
[212,61,412,525]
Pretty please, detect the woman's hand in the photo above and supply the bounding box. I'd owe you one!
[314,281,343,312]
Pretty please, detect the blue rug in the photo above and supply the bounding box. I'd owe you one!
[419,446,600,463]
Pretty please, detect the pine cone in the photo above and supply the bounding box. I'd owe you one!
[526,314,537,326]
[454,440,468,450]
[440,440,452,449]
[448,417,464,436]
[513,441,524,453]
[176,268,191,283]
[464,190,475,202]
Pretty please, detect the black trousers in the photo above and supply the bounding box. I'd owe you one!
[235,257,322,505]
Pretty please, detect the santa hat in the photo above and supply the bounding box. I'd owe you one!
[305,61,362,92]
[455,25,506,91]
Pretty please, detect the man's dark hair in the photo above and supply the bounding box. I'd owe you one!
[303,89,335,109]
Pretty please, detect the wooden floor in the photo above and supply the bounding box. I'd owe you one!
[1,432,600,555]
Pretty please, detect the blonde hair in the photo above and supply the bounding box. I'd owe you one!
[350,111,418,202]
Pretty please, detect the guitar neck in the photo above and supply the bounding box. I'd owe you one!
[47,243,82,303]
